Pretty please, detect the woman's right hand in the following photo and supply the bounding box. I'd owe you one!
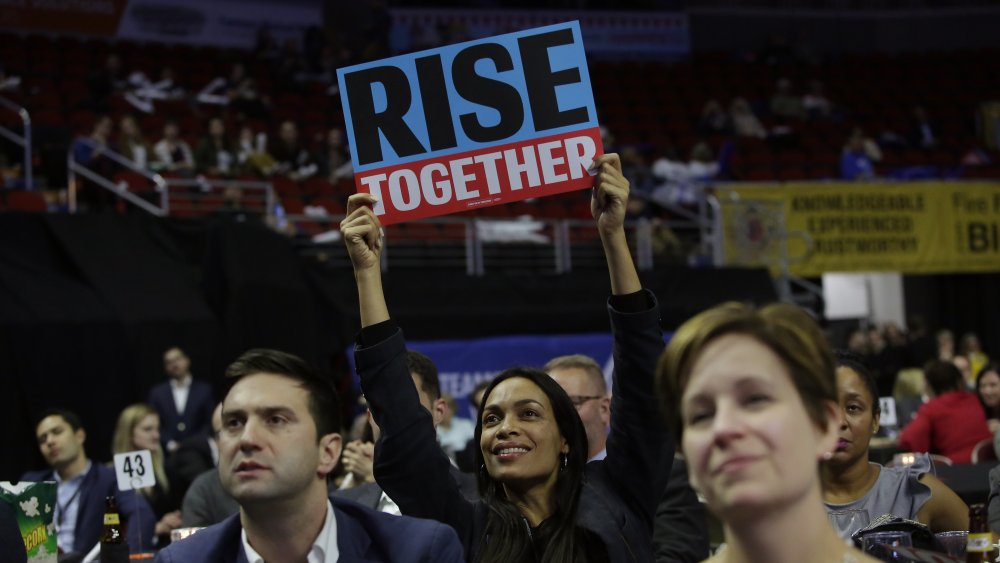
[341,193,384,273]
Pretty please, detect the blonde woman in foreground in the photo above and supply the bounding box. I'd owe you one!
[656,303,878,563]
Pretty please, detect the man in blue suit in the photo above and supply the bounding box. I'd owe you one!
[21,409,156,557]
[155,349,463,563]
[148,347,215,452]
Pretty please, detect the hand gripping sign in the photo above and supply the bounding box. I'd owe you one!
[337,21,603,225]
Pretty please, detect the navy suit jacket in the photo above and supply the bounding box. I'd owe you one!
[154,495,464,563]
[148,378,215,448]
[20,462,156,554]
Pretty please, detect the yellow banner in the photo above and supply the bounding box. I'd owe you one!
[717,181,1000,277]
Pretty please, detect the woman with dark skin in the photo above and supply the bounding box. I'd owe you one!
[821,353,968,533]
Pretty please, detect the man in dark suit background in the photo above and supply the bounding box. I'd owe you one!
[148,347,215,453]
[154,349,462,563]
[21,409,155,558]
[334,351,477,511]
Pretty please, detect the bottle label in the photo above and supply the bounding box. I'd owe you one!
[968,532,992,552]
[104,514,121,525]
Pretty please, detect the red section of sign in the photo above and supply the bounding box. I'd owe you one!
[354,127,602,225]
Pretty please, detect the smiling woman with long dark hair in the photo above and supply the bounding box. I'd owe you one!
[342,153,671,562]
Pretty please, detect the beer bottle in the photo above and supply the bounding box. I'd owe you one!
[100,496,129,563]
[967,503,995,563]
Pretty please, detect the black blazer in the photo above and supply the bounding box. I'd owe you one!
[356,291,672,562]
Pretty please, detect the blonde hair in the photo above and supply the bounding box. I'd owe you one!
[112,403,169,495]
[656,301,837,440]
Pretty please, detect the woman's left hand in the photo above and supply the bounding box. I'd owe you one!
[590,153,630,236]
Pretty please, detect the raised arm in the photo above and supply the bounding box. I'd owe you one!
[589,153,673,533]
[341,195,477,551]
[340,193,388,327]
[592,153,641,296]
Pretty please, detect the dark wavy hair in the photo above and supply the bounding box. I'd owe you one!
[472,367,598,563]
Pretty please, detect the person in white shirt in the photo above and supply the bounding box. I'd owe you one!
[153,348,463,563]
[148,346,215,452]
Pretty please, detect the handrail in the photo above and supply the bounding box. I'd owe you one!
[165,177,275,222]
[278,215,660,275]
[70,161,167,216]
[67,138,167,214]
[0,95,32,190]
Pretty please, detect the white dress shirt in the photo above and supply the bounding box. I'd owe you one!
[170,375,192,415]
[241,500,339,563]
[54,460,92,552]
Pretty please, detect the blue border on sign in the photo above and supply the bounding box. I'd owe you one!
[337,21,599,173]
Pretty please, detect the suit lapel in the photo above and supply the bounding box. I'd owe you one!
[333,504,380,563]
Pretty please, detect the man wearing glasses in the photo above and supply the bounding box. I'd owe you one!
[544,354,710,562]
[544,354,611,461]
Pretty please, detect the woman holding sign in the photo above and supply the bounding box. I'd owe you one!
[111,404,182,542]
[343,153,671,562]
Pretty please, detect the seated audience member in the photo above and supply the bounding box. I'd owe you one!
[650,142,719,206]
[194,118,236,176]
[117,115,151,169]
[344,153,671,561]
[936,329,955,361]
[977,363,1000,433]
[167,403,222,503]
[909,105,939,149]
[656,303,875,562]
[72,116,113,168]
[270,121,317,181]
[316,127,352,183]
[148,346,215,453]
[989,465,1000,535]
[181,468,240,528]
[21,409,155,556]
[770,78,805,120]
[822,352,968,534]
[338,439,375,489]
[899,360,992,463]
[235,126,276,177]
[334,350,477,511]
[0,501,26,563]
[696,99,732,135]
[840,130,876,180]
[152,121,195,174]
[961,332,990,383]
[802,80,833,119]
[435,394,475,461]
[155,349,463,562]
[953,354,974,390]
[730,98,767,139]
[454,380,490,473]
[544,354,709,562]
[112,404,182,543]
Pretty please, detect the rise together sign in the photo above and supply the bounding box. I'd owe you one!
[337,21,602,225]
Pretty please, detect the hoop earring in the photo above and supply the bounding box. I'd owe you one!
[560,453,568,471]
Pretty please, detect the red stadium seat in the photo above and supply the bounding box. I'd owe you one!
[5,190,47,212]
